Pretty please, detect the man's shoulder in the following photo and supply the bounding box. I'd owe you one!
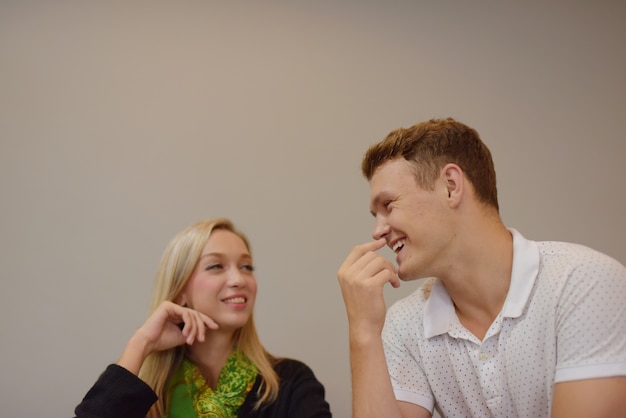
[537,240,597,256]
[532,240,626,304]
[537,240,625,272]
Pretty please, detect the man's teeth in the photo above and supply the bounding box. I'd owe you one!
[224,297,245,303]
[392,240,405,253]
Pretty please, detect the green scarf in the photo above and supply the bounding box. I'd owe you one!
[166,350,258,418]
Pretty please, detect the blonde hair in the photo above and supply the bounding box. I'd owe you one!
[139,218,279,418]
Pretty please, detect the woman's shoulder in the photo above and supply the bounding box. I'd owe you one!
[239,357,331,418]
[270,358,331,414]
[272,357,315,377]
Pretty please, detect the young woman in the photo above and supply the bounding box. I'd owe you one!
[75,218,331,418]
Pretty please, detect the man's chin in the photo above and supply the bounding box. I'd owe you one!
[397,269,411,281]
[398,268,426,282]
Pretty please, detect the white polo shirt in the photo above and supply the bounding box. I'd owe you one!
[382,229,626,417]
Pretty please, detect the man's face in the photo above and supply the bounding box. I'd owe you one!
[369,158,453,280]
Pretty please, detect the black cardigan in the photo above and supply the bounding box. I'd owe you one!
[74,359,332,418]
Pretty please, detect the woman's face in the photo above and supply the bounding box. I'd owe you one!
[180,229,257,332]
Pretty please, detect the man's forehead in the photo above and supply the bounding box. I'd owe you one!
[368,159,409,193]
[370,158,413,180]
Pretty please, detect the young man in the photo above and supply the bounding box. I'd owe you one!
[337,118,626,417]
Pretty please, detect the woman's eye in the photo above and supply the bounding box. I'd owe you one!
[241,264,255,272]
[206,264,223,270]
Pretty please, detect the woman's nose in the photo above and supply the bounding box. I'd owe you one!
[226,269,245,287]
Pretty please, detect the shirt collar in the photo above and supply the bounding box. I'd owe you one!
[423,228,540,338]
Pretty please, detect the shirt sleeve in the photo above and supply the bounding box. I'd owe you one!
[383,299,435,413]
[554,251,626,382]
[74,364,158,418]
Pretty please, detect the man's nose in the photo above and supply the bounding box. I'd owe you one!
[372,216,390,240]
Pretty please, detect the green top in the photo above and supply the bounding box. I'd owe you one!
[166,350,258,418]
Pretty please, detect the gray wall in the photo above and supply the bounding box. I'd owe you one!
[1,2,625,417]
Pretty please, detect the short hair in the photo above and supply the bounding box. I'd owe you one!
[362,117,499,210]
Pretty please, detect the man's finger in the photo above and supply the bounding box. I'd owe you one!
[342,238,388,267]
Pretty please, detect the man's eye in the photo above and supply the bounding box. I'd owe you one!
[383,200,392,209]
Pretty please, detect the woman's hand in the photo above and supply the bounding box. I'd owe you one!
[117,301,218,374]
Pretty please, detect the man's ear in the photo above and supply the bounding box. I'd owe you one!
[442,163,464,207]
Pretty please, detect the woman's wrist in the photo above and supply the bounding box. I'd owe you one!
[116,332,152,375]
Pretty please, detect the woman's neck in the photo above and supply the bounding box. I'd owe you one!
[186,331,235,389]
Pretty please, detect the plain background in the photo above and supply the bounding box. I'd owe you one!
[1,2,625,417]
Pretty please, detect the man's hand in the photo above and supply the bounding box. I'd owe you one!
[337,238,399,339]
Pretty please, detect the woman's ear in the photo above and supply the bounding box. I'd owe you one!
[175,292,188,307]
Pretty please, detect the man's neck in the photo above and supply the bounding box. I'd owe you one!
[440,222,513,340]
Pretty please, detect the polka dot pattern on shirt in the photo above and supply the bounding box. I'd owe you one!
[382,230,626,418]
